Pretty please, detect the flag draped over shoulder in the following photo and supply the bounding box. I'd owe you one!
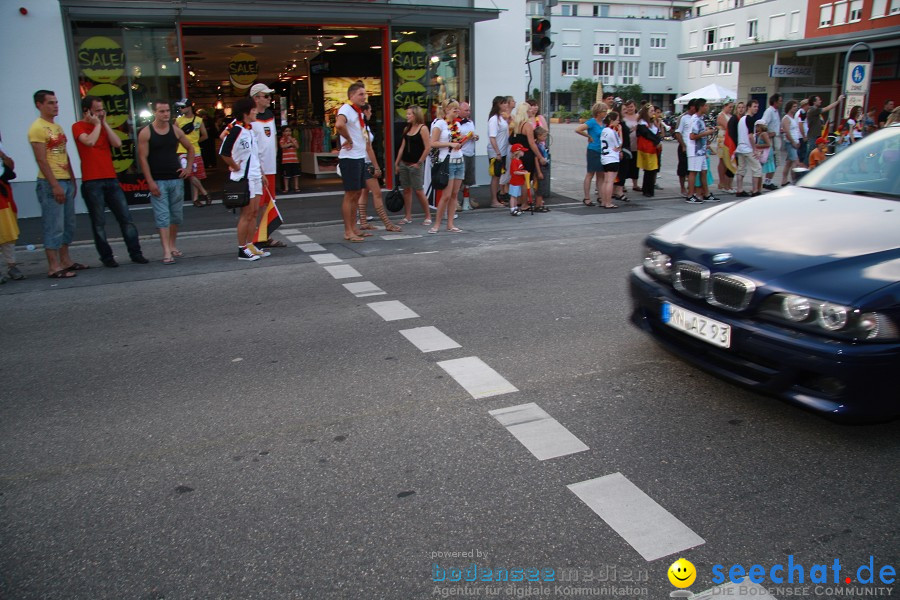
[0,181,19,245]
[253,191,282,244]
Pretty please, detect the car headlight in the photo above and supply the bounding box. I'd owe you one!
[643,247,673,280]
[762,294,898,341]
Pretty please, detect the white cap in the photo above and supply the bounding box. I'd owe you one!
[249,83,275,97]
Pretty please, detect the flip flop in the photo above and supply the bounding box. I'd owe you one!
[602,204,620,209]
[447,227,463,233]
[261,239,288,248]
[162,257,176,264]
[582,199,596,206]
[344,235,365,243]
[171,250,184,258]
[65,262,89,271]
[48,269,76,279]
[427,228,438,234]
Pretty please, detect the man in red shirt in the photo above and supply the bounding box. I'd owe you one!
[73,96,147,267]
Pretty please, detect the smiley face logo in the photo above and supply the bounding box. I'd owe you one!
[668,558,696,588]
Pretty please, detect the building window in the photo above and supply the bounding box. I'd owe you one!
[819,4,833,26]
[689,31,699,48]
[594,43,614,55]
[619,36,640,56]
[790,10,801,32]
[561,29,581,46]
[848,0,863,19]
[648,62,665,78]
[703,29,716,52]
[747,19,758,39]
[871,0,887,16]
[719,61,734,75]
[890,0,900,14]
[561,4,578,16]
[593,4,610,17]
[833,2,847,24]
[526,1,543,16]
[650,36,667,48]
[593,60,614,84]
[719,34,735,49]
[618,61,639,84]
[562,60,580,76]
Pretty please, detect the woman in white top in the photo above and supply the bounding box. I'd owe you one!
[846,106,864,143]
[487,95,511,207]
[428,99,463,234]
[599,112,623,209]
[780,100,801,187]
[220,96,267,261]
[356,104,401,233]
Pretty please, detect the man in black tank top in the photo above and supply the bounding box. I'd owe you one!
[137,100,193,264]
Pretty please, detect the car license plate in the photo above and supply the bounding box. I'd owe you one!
[661,301,731,348]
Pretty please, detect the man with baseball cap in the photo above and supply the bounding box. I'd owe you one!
[248,83,286,248]
[174,98,210,207]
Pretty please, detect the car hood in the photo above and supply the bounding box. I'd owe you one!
[649,189,900,305]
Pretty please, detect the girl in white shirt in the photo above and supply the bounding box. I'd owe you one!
[599,112,622,209]
[428,100,463,234]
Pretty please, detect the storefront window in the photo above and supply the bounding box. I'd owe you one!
[70,22,181,202]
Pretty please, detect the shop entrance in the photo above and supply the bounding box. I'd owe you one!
[179,25,388,194]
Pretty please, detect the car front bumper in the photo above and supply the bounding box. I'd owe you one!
[629,267,900,421]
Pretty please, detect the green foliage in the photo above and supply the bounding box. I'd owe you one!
[609,84,645,104]
[568,78,598,111]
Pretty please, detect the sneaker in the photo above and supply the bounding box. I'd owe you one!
[510,209,522,216]
[704,194,720,203]
[131,255,149,264]
[238,246,260,261]
[684,195,704,204]
[764,183,779,191]
[7,265,25,280]
[102,257,119,268]
[246,243,271,258]
[735,191,750,198]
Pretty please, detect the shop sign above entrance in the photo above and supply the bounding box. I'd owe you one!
[229,52,258,90]
[392,41,429,119]
[768,64,812,78]
[844,62,871,94]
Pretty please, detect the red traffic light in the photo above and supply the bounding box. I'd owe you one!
[531,18,552,54]
[532,18,551,34]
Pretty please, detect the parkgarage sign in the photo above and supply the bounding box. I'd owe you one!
[768,64,813,78]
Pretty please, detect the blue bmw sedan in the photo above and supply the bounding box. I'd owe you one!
[629,125,900,421]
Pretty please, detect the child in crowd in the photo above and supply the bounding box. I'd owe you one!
[754,122,773,176]
[280,127,300,193]
[808,137,828,169]
[599,112,622,209]
[533,126,551,212]
[508,143,528,216]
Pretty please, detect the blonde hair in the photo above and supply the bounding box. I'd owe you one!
[436,99,459,121]
[755,121,768,132]
[510,102,530,135]
[591,102,609,117]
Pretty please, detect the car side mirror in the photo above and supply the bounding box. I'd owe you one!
[791,167,810,183]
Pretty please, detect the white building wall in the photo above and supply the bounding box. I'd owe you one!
[1,0,82,218]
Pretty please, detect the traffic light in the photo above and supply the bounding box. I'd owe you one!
[531,18,552,55]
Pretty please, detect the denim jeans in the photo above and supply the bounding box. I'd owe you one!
[36,179,75,250]
[149,178,184,228]
[81,178,143,260]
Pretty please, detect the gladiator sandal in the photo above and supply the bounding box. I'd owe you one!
[376,204,402,232]
[358,202,377,230]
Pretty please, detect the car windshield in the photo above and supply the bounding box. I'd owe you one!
[798,125,900,199]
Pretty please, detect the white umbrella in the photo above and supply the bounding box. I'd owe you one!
[674,83,737,105]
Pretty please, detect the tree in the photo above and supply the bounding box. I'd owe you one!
[610,84,645,104]
[568,78,597,111]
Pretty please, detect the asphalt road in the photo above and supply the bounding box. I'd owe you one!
[2,126,897,599]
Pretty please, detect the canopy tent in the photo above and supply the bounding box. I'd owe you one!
[674,83,737,105]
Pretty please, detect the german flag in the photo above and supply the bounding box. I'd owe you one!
[253,194,283,244]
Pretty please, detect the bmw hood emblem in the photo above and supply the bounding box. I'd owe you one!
[712,253,733,265]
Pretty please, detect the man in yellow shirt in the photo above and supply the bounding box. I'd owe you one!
[174,98,210,207]
[29,90,82,278]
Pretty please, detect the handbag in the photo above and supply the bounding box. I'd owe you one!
[384,176,404,213]
[223,159,251,209]
[431,156,450,190]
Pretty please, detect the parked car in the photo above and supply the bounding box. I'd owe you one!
[629,124,900,422]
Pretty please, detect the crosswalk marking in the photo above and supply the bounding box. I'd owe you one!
[343,281,387,297]
[286,234,312,243]
[436,356,518,399]
[489,403,588,460]
[278,228,302,235]
[322,264,361,279]
[310,253,342,265]
[299,243,326,253]
[399,326,461,353]
[367,300,420,321]
[568,472,705,562]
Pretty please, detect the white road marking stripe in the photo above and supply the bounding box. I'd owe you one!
[436,356,518,399]
[343,282,387,297]
[367,300,419,321]
[567,472,705,562]
[310,253,342,265]
[691,582,776,599]
[323,265,361,279]
[278,228,302,235]
[489,403,588,460]
[299,243,326,253]
[399,326,462,353]
[286,234,312,243]
[382,234,423,241]
[414,251,440,254]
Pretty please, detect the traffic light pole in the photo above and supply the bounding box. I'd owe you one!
[540,0,552,125]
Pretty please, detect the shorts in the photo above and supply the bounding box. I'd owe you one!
[179,154,206,179]
[36,178,76,250]
[149,178,184,228]
[282,162,300,177]
[797,139,809,164]
[736,152,762,179]
[508,185,522,198]
[536,164,550,197]
[677,146,688,177]
[449,158,465,180]
[587,149,603,173]
[463,155,476,186]
[785,145,799,161]
[364,163,376,180]
[249,177,263,198]
[398,162,424,190]
[489,156,506,178]
[499,154,512,185]
[602,162,620,173]
[339,157,366,191]
[687,155,707,173]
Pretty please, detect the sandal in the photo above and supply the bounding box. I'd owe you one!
[48,269,76,279]
[193,199,204,208]
[535,206,550,212]
[344,235,365,243]
[359,223,377,230]
[385,224,403,232]
[64,262,89,271]
[613,194,629,203]
[171,250,184,258]
[427,228,438,234]
[447,227,463,233]
[398,218,413,225]
[422,219,433,226]
[582,199,596,207]
[262,239,287,248]
[602,204,620,209]
[162,257,176,264]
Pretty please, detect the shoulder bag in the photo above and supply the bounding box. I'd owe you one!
[223,158,252,209]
